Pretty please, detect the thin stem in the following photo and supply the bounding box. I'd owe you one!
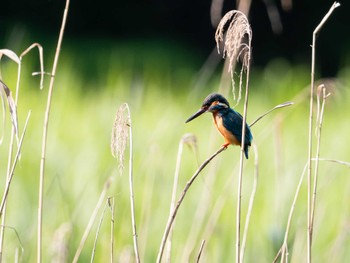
[156,146,227,263]
[37,1,70,262]
[236,49,251,263]
[307,3,339,262]
[278,163,309,263]
[249,102,293,128]
[166,139,184,263]
[126,106,141,263]
[196,240,206,263]
[310,87,329,247]
[240,143,258,263]
[91,200,109,263]
[0,112,31,216]
[72,177,113,263]
[109,197,115,263]
[0,55,21,262]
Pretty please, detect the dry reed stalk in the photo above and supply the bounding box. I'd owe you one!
[0,51,23,260]
[249,102,293,128]
[274,162,309,263]
[108,197,115,263]
[72,177,113,263]
[0,225,24,262]
[166,134,197,263]
[37,1,70,262]
[309,85,331,247]
[156,146,227,263]
[91,199,110,263]
[240,143,258,263]
[307,3,340,262]
[179,137,220,262]
[0,43,44,260]
[0,110,30,262]
[215,10,252,263]
[0,111,31,216]
[0,111,30,260]
[111,103,140,262]
[196,240,206,263]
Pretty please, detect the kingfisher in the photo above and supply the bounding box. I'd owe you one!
[185,93,253,159]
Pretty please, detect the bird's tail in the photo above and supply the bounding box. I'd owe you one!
[244,145,249,159]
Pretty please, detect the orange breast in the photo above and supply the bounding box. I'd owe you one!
[213,113,240,146]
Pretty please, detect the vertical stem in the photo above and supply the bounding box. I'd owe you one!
[240,143,258,263]
[109,197,115,263]
[0,57,22,263]
[156,146,226,263]
[236,54,251,263]
[127,107,141,263]
[166,139,184,263]
[37,1,70,262]
[307,30,315,263]
[310,88,326,222]
[72,177,112,263]
[307,3,340,262]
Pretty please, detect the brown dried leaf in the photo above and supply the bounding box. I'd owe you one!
[0,80,19,144]
[21,43,45,89]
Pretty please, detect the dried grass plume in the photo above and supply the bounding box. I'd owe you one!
[215,10,252,103]
[111,103,131,173]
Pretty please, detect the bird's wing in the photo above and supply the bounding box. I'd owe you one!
[223,109,252,145]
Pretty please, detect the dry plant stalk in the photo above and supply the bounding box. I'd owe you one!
[72,177,113,263]
[0,111,31,217]
[166,133,197,262]
[273,162,309,263]
[108,197,115,263]
[111,103,140,263]
[156,146,227,263]
[240,143,258,263]
[0,43,44,260]
[249,101,293,128]
[309,85,331,245]
[215,10,252,263]
[307,3,339,263]
[91,199,110,263]
[196,240,206,263]
[274,88,332,263]
[37,0,70,262]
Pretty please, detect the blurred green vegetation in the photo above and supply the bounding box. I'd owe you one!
[0,38,350,262]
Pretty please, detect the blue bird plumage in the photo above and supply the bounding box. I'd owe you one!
[185,93,253,159]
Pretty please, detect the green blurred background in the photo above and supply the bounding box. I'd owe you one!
[0,1,350,262]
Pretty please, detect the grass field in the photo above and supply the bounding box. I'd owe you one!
[1,36,350,263]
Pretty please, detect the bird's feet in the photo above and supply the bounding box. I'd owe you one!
[222,142,230,149]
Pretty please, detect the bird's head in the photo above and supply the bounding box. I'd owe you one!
[185,93,230,123]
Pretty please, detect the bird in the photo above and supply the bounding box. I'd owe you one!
[185,93,253,159]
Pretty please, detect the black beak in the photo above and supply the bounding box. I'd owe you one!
[185,108,207,123]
